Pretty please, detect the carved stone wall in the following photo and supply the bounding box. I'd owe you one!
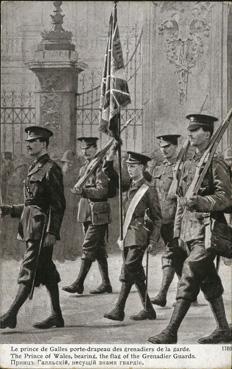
[142,1,231,152]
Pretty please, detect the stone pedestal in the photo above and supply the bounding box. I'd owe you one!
[27,1,86,158]
[28,53,85,158]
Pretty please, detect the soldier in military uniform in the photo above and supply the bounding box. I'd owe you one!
[62,137,113,295]
[148,114,232,344]
[224,147,232,226]
[0,126,66,329]
[103,149,162,321]
[150,134,186,307]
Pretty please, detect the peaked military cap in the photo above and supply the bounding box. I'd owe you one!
[77,137,99,149]
[126,151,151,165]
[156,134,181,147]
[186,114,218,131]
[25,126,53,141]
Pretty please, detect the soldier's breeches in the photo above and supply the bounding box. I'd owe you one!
[120,246,146,283]
[82,223,108,261]
[18,241,60,287]
[176,240,223,302]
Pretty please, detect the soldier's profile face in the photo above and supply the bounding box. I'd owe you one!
[82,145,97,160]
[160,143,176,159]
[26,138,45,157]
[127,163,143,179]
[225,158,232,168]
[188,127,210,147]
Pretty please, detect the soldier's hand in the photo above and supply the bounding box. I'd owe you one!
[183,196,198,210]
[171,237,180,249]
[117,239,124,251]
[147,243,155,253]
[0,205,12,217]
[44,233,56,247]
[71,185,83,195]
[185,195,210,211]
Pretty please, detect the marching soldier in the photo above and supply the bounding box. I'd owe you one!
[103,148,162,321]
[62,137,113,295]
[224,146,232,226]
[0,126,66,329]
[148,114,232,344]
[223,147,232,267]
[150,134,186,307]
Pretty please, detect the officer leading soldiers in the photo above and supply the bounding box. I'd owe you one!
[150,134,186,307]
[62,137,113,295]
[0,126,66,329]
[103,148,162,321]
[148,114,232,344]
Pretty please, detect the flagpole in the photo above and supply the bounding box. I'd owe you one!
[113,0,124,244]
[117,111,123,243]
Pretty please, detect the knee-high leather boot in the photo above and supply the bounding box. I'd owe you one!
[0,284,30,329]
[90,257,112,294]
[198,296,231,343]
[62,259,92,294]
[148,299,191,344]
[151,266,175,307]
[130,280,156,320]
[104,282,132,321]
[33,283,64,329]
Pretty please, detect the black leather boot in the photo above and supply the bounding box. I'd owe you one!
[148,299,191,344]
[33,283,64,329]
[90,257,112,294]
[198,296,231,343]
[0,284,30,329]
[130,280,156,320]
[151,266,175,307]
[104,282,132,321]
[62,259,92,294]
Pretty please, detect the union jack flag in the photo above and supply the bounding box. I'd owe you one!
[99,3,131,138]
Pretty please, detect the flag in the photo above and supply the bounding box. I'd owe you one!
[99,3,131,138]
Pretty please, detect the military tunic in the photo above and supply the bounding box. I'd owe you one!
[10,154,66,287]
[174,153,231,301]
[152,158,185,274]
[104,160,162,283]
[76,161,111,261]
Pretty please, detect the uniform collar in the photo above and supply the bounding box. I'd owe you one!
[28,154,50,176]
[163,155,177,165]
[131,177,145,190]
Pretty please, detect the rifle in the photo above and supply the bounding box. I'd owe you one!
[71,117,133,193]
[168,95,209,199]
[168,139,190,198]
[185,108,232,201]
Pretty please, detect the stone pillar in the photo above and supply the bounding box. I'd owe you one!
[27,1,86,158]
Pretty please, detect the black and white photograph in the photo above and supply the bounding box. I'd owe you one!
[0,1,232,368]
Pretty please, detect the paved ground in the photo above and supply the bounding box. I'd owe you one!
[0,253,231,344]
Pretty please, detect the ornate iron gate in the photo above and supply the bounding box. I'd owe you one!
[0,90,36,157]
[1,27,143,156]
